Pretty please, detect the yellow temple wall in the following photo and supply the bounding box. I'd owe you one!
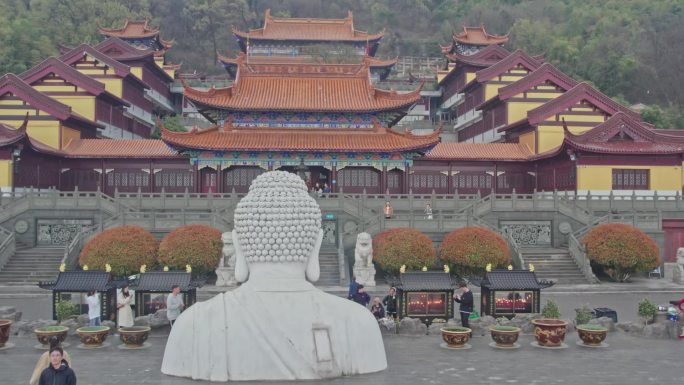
[98,78,123,98]
[26,121,61,149]
[52,96,96,121]
[537,125,597,153]
[557,113,606,123]
[61,126,81,148]
[131,67,144,81]
[577,166,682,191]
[484,83,505,101]
[465,72,476,84]
[0,160,11,191]
[507,101,546,124]
[519,131,536,152]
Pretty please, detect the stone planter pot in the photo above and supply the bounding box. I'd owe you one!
[119,326,151,348]
[76,326,110,347]
[34,326,69,347]
[489,325,521,347]
[576,325,608,346]
[531,319,568,347]
[0,319,12,347]
[440,327,472,349]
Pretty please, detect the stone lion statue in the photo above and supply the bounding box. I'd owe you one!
[674,248,684,284]
[355,232,373,268]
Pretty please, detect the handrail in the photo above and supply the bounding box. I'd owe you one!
[568,232,600,284]
[501,228,525,269]
[0,227,16,271]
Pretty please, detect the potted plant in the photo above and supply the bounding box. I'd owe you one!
[440,327,472,349]
[637,298,657,324]
[576,324,608,346]
[119,326,151,348]
[34,300,76,347]
[0,319,12,348]
[76,325,110,347]
[531,300,568,347]
[489,325,521,347]
[575,305,593,326]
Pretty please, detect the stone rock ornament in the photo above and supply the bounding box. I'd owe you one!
[353,232,376,286]
[161,171,387,381]
[215,232,237,287]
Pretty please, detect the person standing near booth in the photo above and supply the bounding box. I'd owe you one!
[117,285,134,328]
[86,289,100,326]
[453,281,473,328]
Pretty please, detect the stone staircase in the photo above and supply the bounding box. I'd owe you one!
[0,242,64,285]
[318,244,341,286]
[521,247,590,284]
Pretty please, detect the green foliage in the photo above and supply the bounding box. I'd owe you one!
[541,300,561,319]
[575,305,593,325]
[151,115,186,139]
[55,300,78,325]
[637,298,657,320]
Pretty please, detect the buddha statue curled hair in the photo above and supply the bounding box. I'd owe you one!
[233,171,321,263]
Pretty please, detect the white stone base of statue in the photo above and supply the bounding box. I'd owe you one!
[214,266,236,287]
[161,171,387,381]
[353,265,376,287]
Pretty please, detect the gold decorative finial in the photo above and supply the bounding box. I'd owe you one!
[140,264,146,273]
[400,265,406,273]
[105,263,112,273]
[507,264,513,271]
[421,266,428,272]
[82,264,89,271]
[529,263,535,272]
[59,263,65,273]
[163,265,169,272]
[443,264,450,273]
[186,264,192,273]
[485,263,492,272]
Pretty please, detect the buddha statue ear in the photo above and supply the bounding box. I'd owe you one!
[305,229,323,283]
[233,229,249,283]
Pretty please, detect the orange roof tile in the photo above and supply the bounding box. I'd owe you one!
[162,125,439,153]
[453,25,509,46]
[61,139,181,158]
[232,9,383,42]
[184,59,420,113]
[99,19,160,39]
[425,143,532,161]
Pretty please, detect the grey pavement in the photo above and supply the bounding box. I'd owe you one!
[1,328,683,385]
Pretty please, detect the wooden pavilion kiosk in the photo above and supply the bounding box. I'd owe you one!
[130,271,204,317]
[396,271,455,326]
[39,271,116,321]
[475,269,553,319]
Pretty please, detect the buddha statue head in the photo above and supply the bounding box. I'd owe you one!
[232,171,323,284]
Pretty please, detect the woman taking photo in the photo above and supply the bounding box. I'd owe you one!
[117,285,134,328]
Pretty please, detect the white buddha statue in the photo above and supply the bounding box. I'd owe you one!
[161,171,387,381]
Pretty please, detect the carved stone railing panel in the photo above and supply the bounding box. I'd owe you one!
[37,219,93,246]
[500,221,552,246]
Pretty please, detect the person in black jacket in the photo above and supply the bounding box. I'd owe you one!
[38,346,76,385]
[382,287,398,319]
[453,281,474,328]
[351,285,370,307]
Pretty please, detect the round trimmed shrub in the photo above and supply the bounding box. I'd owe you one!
[158,224,222,275]
[80,225,158,276]
[439,226,510,276]
[373,228,436,274]
[582,223,660,282]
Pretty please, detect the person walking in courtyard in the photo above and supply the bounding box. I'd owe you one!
[86,289,100,326]
[347,276,359,300]
[370,297,385,320]
[166,285,184,327]
[351,284,370,307]
[117,285,134,328]
[424,203,433,220]
[454,281,473,328]
[37,347,76,385]
[382,287,398,319]
[30,336,72,385]
[384,201,394,219]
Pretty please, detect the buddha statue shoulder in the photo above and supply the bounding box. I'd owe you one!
[161,171,387,381]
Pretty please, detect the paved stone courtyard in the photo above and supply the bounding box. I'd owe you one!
[1,328,683,385]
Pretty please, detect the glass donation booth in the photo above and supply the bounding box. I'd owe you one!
[39,271,117,321]
[130,271,204,317]
[474,270,553,319]
[396,272,455,326]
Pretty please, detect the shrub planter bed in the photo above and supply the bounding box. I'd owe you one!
[576,325,608,346]
[34,325,69,347]
[490,325,521,347]
[531,319,568,347]
[440,327,472,349]
[0,319,12,347]
[119,326,151,348]
[76,326,110,348]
